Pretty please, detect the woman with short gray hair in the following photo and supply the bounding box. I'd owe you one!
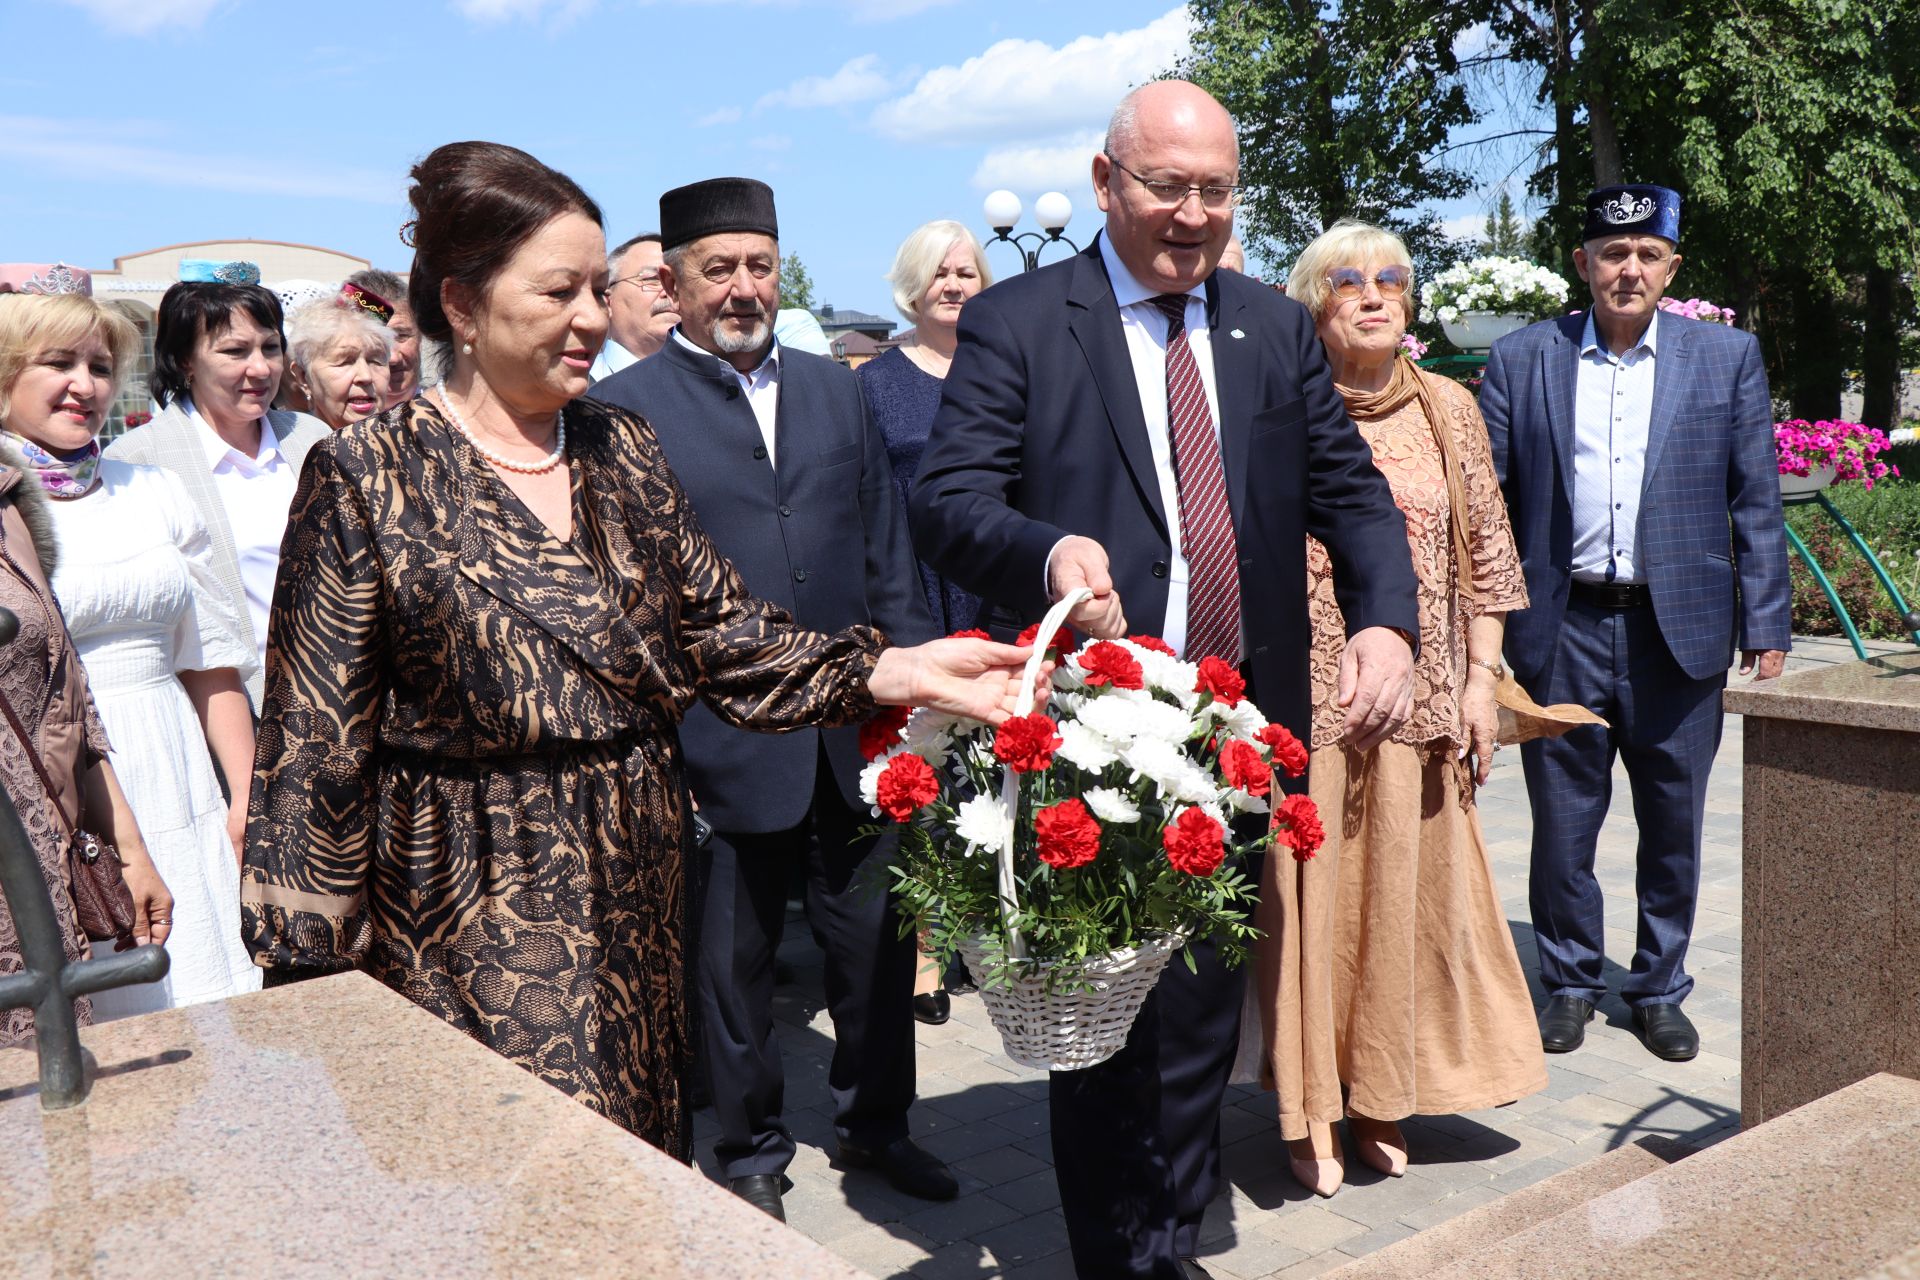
[284,296,393,431]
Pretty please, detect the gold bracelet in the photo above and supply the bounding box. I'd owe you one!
[1468,658,1505,679]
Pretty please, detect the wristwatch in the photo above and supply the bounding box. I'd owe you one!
[1469,658,1506,679]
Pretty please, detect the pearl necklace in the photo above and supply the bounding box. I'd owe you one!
[435,387,567,475]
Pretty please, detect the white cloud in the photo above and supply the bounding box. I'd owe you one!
[0,116,398,204]
[451,0,595,22]
[872,7,1192,145]
[971,130,1102,194]
[695,107,743,127]
[1439,214,1486,241]
[757,54,897,112]
[1454,22,1493,58]
[56,0,223,34]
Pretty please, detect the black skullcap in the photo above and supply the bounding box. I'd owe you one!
[659,177,779,252]
[1582,184,1681,244]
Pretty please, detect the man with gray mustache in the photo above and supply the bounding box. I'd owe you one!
[592,177,946,1226]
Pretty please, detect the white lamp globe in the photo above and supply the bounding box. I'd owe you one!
[983,190,1023,234]
[1034,191,1073,235]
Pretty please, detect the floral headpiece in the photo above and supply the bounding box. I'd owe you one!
[339,281,394,324]
[0,263,93,296]
[178,258,262,285]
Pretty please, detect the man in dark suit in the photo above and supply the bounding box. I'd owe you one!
[911,82,1421,1280]
[1481,184,1790,1064]
[593,178,949,1224]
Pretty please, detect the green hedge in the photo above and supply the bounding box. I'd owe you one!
[1785,477,1920,640]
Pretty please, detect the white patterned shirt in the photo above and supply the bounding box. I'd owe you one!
[1572,311,1659,584]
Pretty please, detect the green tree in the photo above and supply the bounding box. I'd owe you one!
[1179,0,1486,277]
[780,253,815,312]
[1481,190,1528,257]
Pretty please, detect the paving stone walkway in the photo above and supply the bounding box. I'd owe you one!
[691,635,1903,1279]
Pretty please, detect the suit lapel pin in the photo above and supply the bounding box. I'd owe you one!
[1230,328,1245,340]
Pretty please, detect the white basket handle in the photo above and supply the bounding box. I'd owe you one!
[996,586,1090,960]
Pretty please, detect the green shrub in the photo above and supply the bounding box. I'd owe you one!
[1785,477,1920,640]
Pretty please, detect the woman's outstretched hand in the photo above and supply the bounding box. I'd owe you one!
[870,638,1049,724]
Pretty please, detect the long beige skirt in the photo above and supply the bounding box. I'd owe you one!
[1257,741,1546,1139]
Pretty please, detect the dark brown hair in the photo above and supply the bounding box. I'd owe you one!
[151,283,285,408]
[403,141,604,345]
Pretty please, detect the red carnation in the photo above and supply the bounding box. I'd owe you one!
[1194,655,1246,707]
[874,752,939,822]
[1219,739,1272,798]
[1077,641,1144,690]
[1163,806,1226,876]
[1035,798,1103,870]
[949,628,991,640]
[993,712,1062,774]
[1272,793,1326,861]
[1015,621,1074,654]
[1256,723,1310,778]
[858,704,913,761]
[1129,634,1177,656]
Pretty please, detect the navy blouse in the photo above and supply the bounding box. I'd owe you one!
[857,346,981,635]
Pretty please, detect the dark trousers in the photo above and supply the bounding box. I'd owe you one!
[1050,931,1245,1278]
[1520,596,1726,1009]
[699,746,916,1180]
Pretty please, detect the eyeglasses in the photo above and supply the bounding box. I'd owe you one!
[612,272,663,294]
[1104,155,1242,210]
[1326,266,1411,301]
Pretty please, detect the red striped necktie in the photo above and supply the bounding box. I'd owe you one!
[1150,292,1242,665]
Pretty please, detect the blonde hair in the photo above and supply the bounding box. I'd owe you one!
[1285,219,1415,323]
[887,220,994,324]
[0,294,141,424]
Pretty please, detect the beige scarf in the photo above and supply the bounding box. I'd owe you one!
[1335,351,1476,603]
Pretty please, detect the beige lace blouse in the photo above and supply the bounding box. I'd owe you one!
[1307,372,1527,753]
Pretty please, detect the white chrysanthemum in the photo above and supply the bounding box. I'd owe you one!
[1132,649,1200,706]
[1057,719,1120,771]
[1223,788,1271,815]
[903,709,964,759]
[1198,696,1269,742]
[1083,786,1142,824]
[1120,738,1222,804]
[952,793,1013,855]
[1077,693,1194,745]
[1050,691,1087,720]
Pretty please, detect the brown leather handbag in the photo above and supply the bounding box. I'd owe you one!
[0,688,136,943]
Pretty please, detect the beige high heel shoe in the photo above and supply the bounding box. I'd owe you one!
[1287,1121,1345,1197]
[1349,1116,1408,1177]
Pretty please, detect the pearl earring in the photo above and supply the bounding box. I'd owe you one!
[461,340,473,355]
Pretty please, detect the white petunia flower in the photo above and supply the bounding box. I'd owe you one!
[1084,786,1143,824]
[1057,719,1120,771]
[952,793,1013,855]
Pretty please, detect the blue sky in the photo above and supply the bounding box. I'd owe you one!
[2,0,1517,323]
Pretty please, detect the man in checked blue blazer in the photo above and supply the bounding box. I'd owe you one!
[1481,184,1791,1063]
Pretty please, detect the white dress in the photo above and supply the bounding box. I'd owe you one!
[46,459,263,1015]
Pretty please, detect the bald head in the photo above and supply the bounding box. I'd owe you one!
[1094,80,1242,294]
[1104,80,1239,169]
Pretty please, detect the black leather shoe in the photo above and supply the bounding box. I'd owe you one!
[912,990,951,1025]
[837,1137,959,1201]
[727,1174,785,1222]
[1539,995,1596,1053]
[1633,1002,1700,1061]
[1180,1259,1216,1280]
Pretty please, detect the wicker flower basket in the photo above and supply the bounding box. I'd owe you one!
[959,932,1181,1071]
[965,587,1182,1072]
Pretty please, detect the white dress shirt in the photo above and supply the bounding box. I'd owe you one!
[672,328,783,466]
[187,399,299,672]
[1571,311,1658,583]
[1055,232,1221,657]
[588,336,641,385]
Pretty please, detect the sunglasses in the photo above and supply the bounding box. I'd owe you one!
[1327,266,1411,301]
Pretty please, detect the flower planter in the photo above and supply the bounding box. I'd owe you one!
[1441,311,1530,353]
[1779,465,1837,497]
[959,932,1181,1071]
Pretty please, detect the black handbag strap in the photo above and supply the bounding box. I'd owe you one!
[0,684,78,838]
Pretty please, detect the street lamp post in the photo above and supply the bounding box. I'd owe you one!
[983,190,1079,272]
